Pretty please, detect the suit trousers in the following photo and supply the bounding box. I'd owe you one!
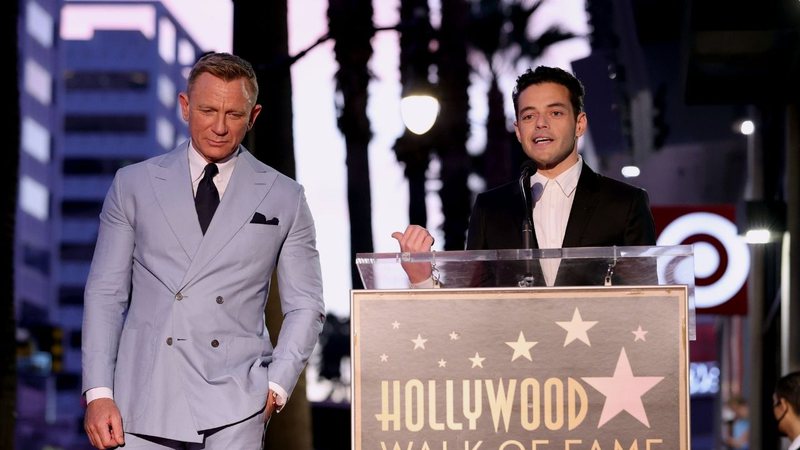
[121,409,266,449]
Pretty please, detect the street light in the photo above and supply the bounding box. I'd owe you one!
[400,94,439,135]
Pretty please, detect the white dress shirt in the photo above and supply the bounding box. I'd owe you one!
[530,156,583,286]
[789,435,800,450]
[187,141,237,198]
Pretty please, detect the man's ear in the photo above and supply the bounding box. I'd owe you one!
[513,121,522,143]
[575,112,587,137]
[178,92,190,121]
[248,104,263,130]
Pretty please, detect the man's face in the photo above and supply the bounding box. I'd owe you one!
[514,82,586,178]
[774,394,789,435]
[179,72,262,163]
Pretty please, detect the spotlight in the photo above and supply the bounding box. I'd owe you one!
[737,200,786,244]
[621,165,640,178]
[744,229,771,244]
[738,120,755,135]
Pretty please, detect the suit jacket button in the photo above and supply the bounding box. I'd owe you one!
[175,293,183,301]
[216,296,224,304]
[166,337,173,345]
[211,339,219,348]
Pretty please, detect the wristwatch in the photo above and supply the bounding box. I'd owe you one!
[272,390,285,413]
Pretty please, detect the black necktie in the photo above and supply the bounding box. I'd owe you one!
[195,163,220,234]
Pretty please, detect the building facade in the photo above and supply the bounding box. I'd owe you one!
[16,1,201,446]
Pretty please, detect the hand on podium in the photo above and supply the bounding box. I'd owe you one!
[391,225,435,286]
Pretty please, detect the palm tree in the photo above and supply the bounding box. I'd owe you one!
[436,0,473,249]
[394,0,576,248]
[328,0,376,289]
[233,2,312,448]
[467,0,575,187]
[394,0,435,228]
[2,0,20,446]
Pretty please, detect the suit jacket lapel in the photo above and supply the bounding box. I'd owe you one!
[562,162,600,248]
[150,146,203,260]
[179,149,277,288]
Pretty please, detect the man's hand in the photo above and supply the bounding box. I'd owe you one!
[391,225,435,284]
[84,398,125,449]
[263,389,280,422]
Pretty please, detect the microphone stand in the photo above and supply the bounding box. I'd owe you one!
[518,162,537,287]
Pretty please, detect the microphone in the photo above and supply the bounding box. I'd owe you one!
[518,160,538,287]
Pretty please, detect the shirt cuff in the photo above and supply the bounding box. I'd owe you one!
[269,382,288,412]
[85,387,113,404]
[410,277,440,288]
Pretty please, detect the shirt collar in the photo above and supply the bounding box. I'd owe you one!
[188,141,239,183]
[789,434,800,450]
[530,155,583,198]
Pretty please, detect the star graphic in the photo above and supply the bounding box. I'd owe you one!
[392,321,400,329]
[469,352,485,368]
[632,325,648,342]
[505,331,537,362]
[449,331,460,340]
[555,307,598,347]
[411,334,428,350]
[379,353,388,362]
[582,347,664,428]
[438,359,447,368]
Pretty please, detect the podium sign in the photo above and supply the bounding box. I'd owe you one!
[351,286,689,449]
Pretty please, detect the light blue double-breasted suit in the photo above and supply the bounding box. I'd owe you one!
[81,142,325,442]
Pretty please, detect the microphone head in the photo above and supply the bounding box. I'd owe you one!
[520,160,538,177]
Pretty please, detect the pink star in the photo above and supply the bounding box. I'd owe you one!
[582,348,664,428]
[632,325,648,342]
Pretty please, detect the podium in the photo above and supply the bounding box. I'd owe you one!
[351,246,694,449]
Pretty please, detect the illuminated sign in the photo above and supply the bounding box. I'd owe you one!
[653,205,748,315]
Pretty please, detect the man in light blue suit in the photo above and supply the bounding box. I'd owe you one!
[81,52,325,449]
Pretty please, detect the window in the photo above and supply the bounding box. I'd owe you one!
[59,286,85,306]
[23,244,50,276]
[64,70,148,91]
[61,200,103,218]
[63,158,138,175]
[60,243,96,262]
[64,115,147,133]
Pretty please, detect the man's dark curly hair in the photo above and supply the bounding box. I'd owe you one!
[776,371,800,414]
[512,66,585,119]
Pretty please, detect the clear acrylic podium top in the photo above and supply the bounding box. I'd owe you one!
[355,245,696,339]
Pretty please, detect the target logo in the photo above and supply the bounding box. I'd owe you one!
[653,205,749,314]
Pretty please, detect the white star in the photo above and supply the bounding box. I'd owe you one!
[438,359,447,368]
[582,348,664,428]
[449,331,460,340]
[392,321,400,329]
[505,331,537,362]
[556,308,598,347]
[379,353,388,362]
[632,325,648,342]
[469,352,485,368]
[411,334,428,350]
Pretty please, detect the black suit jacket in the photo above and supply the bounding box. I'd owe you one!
[464,162,657,286]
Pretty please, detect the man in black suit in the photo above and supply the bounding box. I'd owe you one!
[774,371,800,449]
[393,66,656,286]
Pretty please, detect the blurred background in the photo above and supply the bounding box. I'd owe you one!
[3,0,798,448]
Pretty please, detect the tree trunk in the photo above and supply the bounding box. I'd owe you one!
[395,0,435,229]
[328,0,375,289]
[483,76,514,189]
[233,3,312,449]
[437,0,472,250]
[233,0,296,178]
[1,0,19,446]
